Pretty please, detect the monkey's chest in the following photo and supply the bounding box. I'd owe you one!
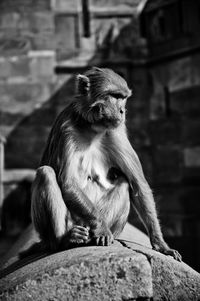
[73,147,114,202]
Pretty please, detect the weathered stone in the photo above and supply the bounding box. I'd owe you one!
[0,244,153,301]
[1,238,200,300]
[0,37,31,56]
[122,240,200,301]
[51,0,81,12]
[9,56,30,78]
[0,57,11,78]
[0,80,52,130]
[182,119,200,146]
[55,14,79,57]
[171,86,200,118]
[0,0,51,13]
[30,12,54,33]
[28,50,56,81]
[150,118,181,146]
[184,147,200,168]
[153,146,182,184]
[0,13,21,34]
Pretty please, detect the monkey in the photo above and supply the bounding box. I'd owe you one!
[31,67,181,261]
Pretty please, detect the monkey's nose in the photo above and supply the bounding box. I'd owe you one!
[119,108,124,114]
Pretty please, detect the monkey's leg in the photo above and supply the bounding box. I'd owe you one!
[93,179,130,246]
[31,166,89,250]
[131,190,182,261]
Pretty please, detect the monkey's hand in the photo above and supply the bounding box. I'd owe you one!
[152,240,182,262]
[91,220,114,246]
[61,225,90,249]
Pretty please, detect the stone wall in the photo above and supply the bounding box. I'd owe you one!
[149,55,200,270]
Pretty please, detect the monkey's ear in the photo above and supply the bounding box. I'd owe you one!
[76,74,90,96]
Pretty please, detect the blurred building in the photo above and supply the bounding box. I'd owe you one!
[0,0,200,270]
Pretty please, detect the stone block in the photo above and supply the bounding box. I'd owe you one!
[0,82,51,115]
[55,14,79,56]
[30,12,54,33]
[171,85,200,118]
[122,240,200,300]
[51,0,81,12]
[91,0,140,9]
[9,56,30,77]
[0,13,20,34]
[0,0,50,12]
[150,118,181,146]
[182,119,200,146]
[0,244,153,300]
[184,147,200,168]
[1,240,200,300]
[28,50,56,81]
[153,146,182,184]
[180,186,200,214]
[31,32,55,50]
[0,57,11,79]
[0,37,31,56]
[168,57,194,91]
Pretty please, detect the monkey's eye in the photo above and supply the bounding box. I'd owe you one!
[110,93,125,100]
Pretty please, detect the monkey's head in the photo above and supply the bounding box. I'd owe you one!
[75,67,132,131]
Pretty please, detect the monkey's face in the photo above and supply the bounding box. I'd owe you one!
[88,93,127,130]
[76,67,132,131]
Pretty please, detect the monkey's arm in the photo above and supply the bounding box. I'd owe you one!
[60,179,113,245]
[109,127,181,261]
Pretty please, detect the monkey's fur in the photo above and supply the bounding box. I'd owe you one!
[31,67,181,261]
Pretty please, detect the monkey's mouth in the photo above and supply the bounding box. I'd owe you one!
[90,116,122,129]
[86,105,123,129]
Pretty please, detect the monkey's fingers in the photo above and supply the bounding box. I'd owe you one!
[71,228,89,241]
[73,225,89,234]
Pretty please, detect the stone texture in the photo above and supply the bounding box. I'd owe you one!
[51,0,81,12]
[182,119,200,147]
[153,146,182,184]
[184,147,200,168]
[0,239,200,300]
[0,243,153,301]
[28,50,56,82]
[121,241,200,301]
[55,15,79,57]
[171,86,200,118]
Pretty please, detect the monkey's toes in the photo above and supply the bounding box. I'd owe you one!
[159,247,182,262]
[167,249,182,262]
[94,235,113,246]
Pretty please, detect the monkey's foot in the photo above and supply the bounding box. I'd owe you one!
[60,226,90,249]
[92,235,114,246]
[152,244,182,262]
[69,225,89,244]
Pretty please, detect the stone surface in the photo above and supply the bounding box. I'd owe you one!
[0,243,153,301]
[0,238,200,300]
[153,146,182,184]
[184,147,200,168]
[122,240,200,301]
